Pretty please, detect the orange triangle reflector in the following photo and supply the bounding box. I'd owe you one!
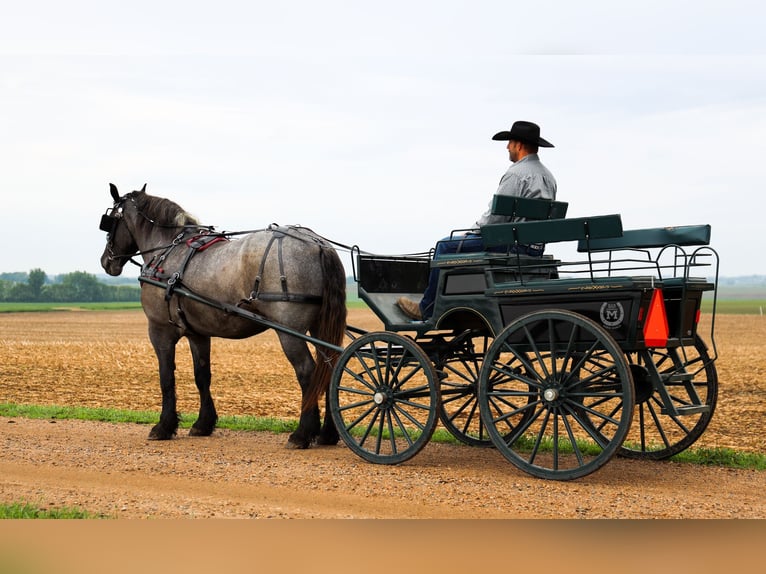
[643,289,669,347]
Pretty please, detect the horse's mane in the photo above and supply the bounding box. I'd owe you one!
[133,192,200,229]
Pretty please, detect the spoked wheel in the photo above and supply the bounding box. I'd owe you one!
[329,332,440,465]
[478,310,635,481]
[435,331,495,446]
[620,334,718,459]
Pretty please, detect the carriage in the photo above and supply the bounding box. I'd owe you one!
[100,185,719,481]
[338,195,719,480]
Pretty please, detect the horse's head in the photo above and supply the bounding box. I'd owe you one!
[99,183,202,276]
[99,183,142,276]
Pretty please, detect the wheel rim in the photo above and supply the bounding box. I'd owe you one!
[478,310,634,481]
[620,335,717,459]
[329,332,439,465]
[436,331,495,446]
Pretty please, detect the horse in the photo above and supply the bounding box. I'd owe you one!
[99,183,347,448]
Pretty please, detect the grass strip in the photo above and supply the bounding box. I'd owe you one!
[0,403,298,434]
[1,403,763,471]
[0,500,106,519]
[0,302,144,312]
[670,446,766,469]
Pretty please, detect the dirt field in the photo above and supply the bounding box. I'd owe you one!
[0,308,764,518]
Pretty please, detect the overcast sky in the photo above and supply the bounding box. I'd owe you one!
[1,0,764,279]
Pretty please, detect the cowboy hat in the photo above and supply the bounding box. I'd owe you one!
[492,121,554,147]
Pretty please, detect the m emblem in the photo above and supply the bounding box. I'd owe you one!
[599,302,624,329]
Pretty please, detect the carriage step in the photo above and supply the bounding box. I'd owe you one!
[661,405,710,416]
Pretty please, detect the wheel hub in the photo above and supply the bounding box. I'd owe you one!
[630,364,654,404]
[373,387,393,409]
[543,387,560,402]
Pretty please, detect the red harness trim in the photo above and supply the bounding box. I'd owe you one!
[186,233,229,251]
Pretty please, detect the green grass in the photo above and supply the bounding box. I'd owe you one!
[0,500,105,519]
[0,301,143,312]
[671,446,766,469]
[701,299,766,314]
[0,403,299,433]
[1,403,763,471]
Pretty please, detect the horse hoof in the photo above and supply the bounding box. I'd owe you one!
[189,426,214,437]
[316,434,340,446]
[148,426,175,440]
[285,439,311,450]
[147,432,173,441]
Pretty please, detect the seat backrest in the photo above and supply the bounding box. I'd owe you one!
[481,214,623,248]
[576,224,711,252]
[491,195,569,220]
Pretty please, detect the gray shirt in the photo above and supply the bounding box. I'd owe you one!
[475,153,557,226]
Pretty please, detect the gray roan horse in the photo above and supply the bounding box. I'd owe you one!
[99,184,347,448]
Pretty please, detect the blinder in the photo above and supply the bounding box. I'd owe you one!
[99,207,122,234]
[99,213,115,233]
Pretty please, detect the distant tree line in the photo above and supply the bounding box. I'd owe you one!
[0,269,141,302]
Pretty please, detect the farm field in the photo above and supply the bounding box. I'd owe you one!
[0,308,764,518]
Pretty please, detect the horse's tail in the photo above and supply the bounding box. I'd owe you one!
[307,245,347,409]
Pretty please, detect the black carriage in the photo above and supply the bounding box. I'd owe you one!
[332,196,719,480]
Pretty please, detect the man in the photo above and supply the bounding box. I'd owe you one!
[396,120,557,321]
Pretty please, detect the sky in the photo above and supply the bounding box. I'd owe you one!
[1,0,764,279]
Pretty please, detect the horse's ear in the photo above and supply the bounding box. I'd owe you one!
[109,183,120,202]
[139,183,147,194]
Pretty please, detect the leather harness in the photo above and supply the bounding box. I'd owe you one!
[139,225,324,331]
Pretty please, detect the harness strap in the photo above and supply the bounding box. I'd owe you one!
[141,231,187,281]
[240,226,322,307]
[165,244,197,301]
[250,231,282,302]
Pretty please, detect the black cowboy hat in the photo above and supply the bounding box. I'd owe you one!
[492,121,554,148]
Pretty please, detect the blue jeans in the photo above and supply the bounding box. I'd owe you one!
[419,233,544,319]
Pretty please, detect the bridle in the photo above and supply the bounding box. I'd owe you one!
[100,192,180,268]
[100,189,222,269]
[99,196,140,267]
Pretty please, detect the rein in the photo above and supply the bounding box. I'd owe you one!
[101,191,430,272]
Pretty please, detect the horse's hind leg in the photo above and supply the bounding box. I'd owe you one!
[187,333,218,436]
[277,333,321,449]
[147,324,181,440]
[310,329,338,446]
[317,390,339,446]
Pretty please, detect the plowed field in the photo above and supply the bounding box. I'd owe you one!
[0,309,764,518]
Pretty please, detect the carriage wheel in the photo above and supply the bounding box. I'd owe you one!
[620,334,718,459]
[435,331,495,446]
[329,332,440,465]
[478,310,634,481]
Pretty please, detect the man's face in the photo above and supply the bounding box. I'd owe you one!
[507,140,522,162]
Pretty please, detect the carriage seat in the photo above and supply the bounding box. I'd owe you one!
[481,213,624,290]
[490,195,569,220]
[433,196,569,269]
[481,213,624,251]
[574,224,715,287]
[575,224,711,252]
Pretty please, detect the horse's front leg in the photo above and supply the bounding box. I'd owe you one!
[147,324,181,440]
[187,333,218,436]
[278,333,321,449]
